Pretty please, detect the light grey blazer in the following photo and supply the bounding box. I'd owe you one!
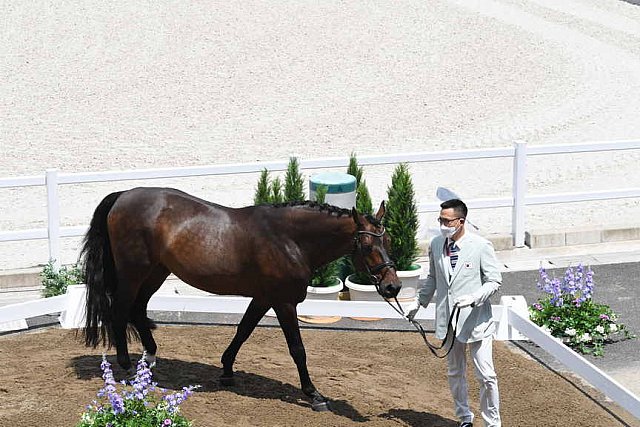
[417,232,502,342]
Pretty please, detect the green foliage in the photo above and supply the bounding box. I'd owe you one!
[342,153,373,282]
[356,181,373,216]
[531,299,632,356]
[270,177,284,204]
[529,265,634,356]
[310,260,341,287]
[347,153,364,185]
[384,163,420,271]
[41,261,83,297]
[253,158,304,205]
[309,185,341,287]
[254,169,271,205]
[284,157,305,202]
[347,153,373,215]
[314,184,328,204]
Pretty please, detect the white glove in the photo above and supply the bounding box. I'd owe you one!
[454,294,476,308]
[406,299,421,321]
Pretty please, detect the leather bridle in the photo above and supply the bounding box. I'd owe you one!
[354,227,396,287]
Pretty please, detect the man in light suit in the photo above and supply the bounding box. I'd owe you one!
[407,198,502,427]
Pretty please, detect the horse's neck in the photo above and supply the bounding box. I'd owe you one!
[285,210,355,268]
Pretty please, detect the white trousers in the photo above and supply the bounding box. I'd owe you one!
[447,337,501,427]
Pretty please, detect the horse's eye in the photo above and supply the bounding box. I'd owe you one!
[361,243,373,254]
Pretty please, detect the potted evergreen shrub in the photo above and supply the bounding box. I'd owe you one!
[382,163,421,299]
[342,154,383,303]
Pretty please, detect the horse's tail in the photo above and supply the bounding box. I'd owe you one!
[79,191,124,348]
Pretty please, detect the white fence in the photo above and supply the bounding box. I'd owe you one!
[0,289,638,420]
[1,140,640,268]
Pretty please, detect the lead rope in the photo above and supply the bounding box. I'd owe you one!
[372,279,461,359]
[408,304,461,359]
[355,230,459,358]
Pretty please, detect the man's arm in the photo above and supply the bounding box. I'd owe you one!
[416,244,437,307]
[471,240,502,305]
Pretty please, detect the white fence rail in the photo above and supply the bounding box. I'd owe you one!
[1,140,640,268]
[0,289,638,420]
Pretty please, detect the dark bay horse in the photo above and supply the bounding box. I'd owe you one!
[80,187,401,411]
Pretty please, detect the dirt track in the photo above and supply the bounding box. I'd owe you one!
[0,325,637,426]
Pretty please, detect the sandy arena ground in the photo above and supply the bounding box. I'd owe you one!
[1,0,640,269]
[0,326,638,427]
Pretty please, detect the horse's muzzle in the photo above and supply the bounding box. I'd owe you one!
[379,280,402,299]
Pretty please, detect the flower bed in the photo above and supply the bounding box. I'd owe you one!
[529,264,634,356]
[77,354,199,427]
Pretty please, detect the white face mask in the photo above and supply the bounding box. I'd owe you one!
[440,224,461,238]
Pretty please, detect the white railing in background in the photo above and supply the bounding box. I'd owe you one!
[0,289,638,420]
[1,140,640,268]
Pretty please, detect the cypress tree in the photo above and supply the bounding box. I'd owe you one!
[270,177,284,204]
[254,169,271,205]
[347,153,373,215]
[384,163,420,271]
[284,157,305,202]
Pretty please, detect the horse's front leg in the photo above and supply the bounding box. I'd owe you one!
[273,302,330,412]
[220,298,270,385]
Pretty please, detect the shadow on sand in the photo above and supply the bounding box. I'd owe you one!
[70,354,457,424]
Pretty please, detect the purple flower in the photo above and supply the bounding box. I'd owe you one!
[129,355,155,401]
[98,356,125,415]
[163,419,173,426]
[163,385,200,413]
[600,314,610,321]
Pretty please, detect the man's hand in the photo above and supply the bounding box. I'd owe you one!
[406,299,421,321]
[454,294,476,308]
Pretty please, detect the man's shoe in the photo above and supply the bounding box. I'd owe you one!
[458,423,473,427]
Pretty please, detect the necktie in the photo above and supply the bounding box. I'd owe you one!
[448,240,459,270]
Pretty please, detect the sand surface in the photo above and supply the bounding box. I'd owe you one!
[0,326,637,426]
[1,0,640,269]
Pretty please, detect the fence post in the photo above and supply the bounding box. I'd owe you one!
[512,141,527,247]
[46,169,61,270]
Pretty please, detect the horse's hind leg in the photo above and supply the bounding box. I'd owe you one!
[220,298,270,385]
[130,264,170,368]
[273,302,330,412]
[111,261,156,375]
[111,279,136,374]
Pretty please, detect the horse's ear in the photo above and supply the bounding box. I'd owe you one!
[351,207,362,226]
[375,201,386,221]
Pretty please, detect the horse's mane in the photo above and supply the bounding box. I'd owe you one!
[271,200,350,217]
[267,200,381,225]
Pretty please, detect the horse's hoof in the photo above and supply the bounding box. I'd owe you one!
[125,367,136,381]
[220,376,235,386]
[146,354,157,369]
[311,398,331,412]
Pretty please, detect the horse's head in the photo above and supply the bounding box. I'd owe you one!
[351,201,402,299]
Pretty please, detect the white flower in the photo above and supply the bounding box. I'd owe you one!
[564,328,577,336]
[541,325,552,335]
[579,333,592,343]
[595,325,605,334]
[609,323,618,333]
